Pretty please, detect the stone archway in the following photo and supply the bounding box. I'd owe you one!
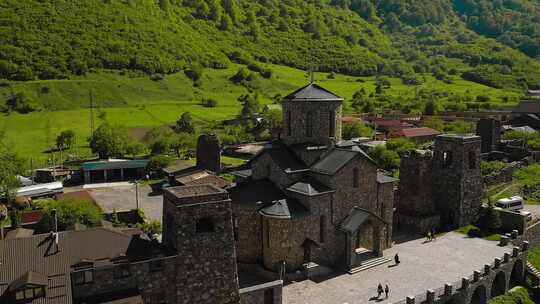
[491,271,506,298]
[470,285,487,304]
[510,259,524,288]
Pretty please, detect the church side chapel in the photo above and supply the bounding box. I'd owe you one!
[230,82,396,274]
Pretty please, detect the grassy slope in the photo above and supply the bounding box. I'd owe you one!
[0,62,520,163]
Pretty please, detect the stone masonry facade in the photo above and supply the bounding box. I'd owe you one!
[398,135,483,232]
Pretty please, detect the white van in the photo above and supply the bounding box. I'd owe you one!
[495,196,524,211]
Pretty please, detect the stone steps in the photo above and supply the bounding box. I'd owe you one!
[527,262,540,277]
[348,257,392,274]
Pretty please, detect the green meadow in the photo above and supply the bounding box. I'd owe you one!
[0,63,521,164]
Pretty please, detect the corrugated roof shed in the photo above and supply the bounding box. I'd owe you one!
[0,228,175,304]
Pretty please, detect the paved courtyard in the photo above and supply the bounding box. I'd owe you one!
[87,183,163,222]
[283,232,512,304]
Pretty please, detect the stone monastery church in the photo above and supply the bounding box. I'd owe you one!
[229,82,395,273]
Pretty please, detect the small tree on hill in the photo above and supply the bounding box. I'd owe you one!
[88,123,143,158]
[175,112,195,134]
[56,130,76,150]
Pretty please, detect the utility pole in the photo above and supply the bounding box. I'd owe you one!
[135,181,139,210]
[89,90,95,136]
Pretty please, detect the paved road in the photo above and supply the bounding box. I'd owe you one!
[283,232,511,304]
[88,184,163,222]
[524,204,540,221]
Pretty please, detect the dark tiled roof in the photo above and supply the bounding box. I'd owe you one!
[311,148,375,175]
[513,101,540,114]
[229,179,285,207]
[231,169,252,178]
[250,142,307,173]
[283,83,343,102]
[340,207,387,234]
[286,178,334,196]
[258,199,309,219]
[0,228,175,304]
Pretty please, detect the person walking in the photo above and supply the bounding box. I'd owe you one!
[377,283,383,298]
[394,253,400,265]
[427,231,432,242]
[432,228,437,241]
[385,284,389,299]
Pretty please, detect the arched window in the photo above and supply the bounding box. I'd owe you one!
[329,111,335,137]
[287,111,292,136]
[442,151,452,168]
[196,217,215,233]
[320,215,326,243]
[469,151,476,169]
[353,168,359,188]
[306,111,313,137]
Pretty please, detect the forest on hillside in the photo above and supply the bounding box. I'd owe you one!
[1,0,540,90]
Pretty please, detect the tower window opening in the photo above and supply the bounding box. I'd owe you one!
[196,217,215,233]
[306,112,313,137]
[469,151,476,169]
[442,151,453,168]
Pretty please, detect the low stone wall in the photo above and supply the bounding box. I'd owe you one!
[525,221,540,247]
[483,162,521,187]
[239,280,283,304]
[494,207,527,234]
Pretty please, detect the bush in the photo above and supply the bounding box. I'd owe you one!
[4,92,35,114]
[201,98,218,107]
[480,161,508,176]
[34,198,103,231]
[148,155,173,172]
[150,73,164,81]
[467,227,482,238]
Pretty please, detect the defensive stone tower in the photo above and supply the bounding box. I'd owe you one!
[281,83,343,147]
[398,150,435,216]
[163,184,239,304]
[476,118,501,153]
[196,134,221,174]
[432,134,483,229]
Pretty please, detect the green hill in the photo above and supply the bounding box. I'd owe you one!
[1,0,540,162]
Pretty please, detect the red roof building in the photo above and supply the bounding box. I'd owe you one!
[390,127,441,142]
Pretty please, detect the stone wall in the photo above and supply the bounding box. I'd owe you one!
[482,162,521,187]
[432,135,483,229]
[251,152,297,190]
[377,181,395,248]
[163,189,240,304]
[397,214,441,234]
[282,101,342,147]
[234,204,263,264]
[239,280,283,304]
[493,207,527,234]
[525,221,540,247]
[72,256,177,304]
[398,151,436,217]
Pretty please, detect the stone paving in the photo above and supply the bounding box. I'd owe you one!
[88,184,163,221]
[283,232,512,304]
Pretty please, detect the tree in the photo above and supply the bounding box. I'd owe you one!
[34,198,103,231]
[342,122,374,139]
[367,145,400,172]
[0,146,24,205]
[159,0,170,11]
[424,99,437,115]
[238,93,260,122]
[386,138,417,156]
[56,130,76,150]
[0,204,7,239]
[184,63,203,85]
[420,117,444,132]
[208,0,221,21]
[221,0,239,24]
[477,201,502,233]
[262,108,282,131]
[88,123,143,158]
[175,112,195,134]
[219,14,232,30]
[170,132,197,157]
[138,220,162,240]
